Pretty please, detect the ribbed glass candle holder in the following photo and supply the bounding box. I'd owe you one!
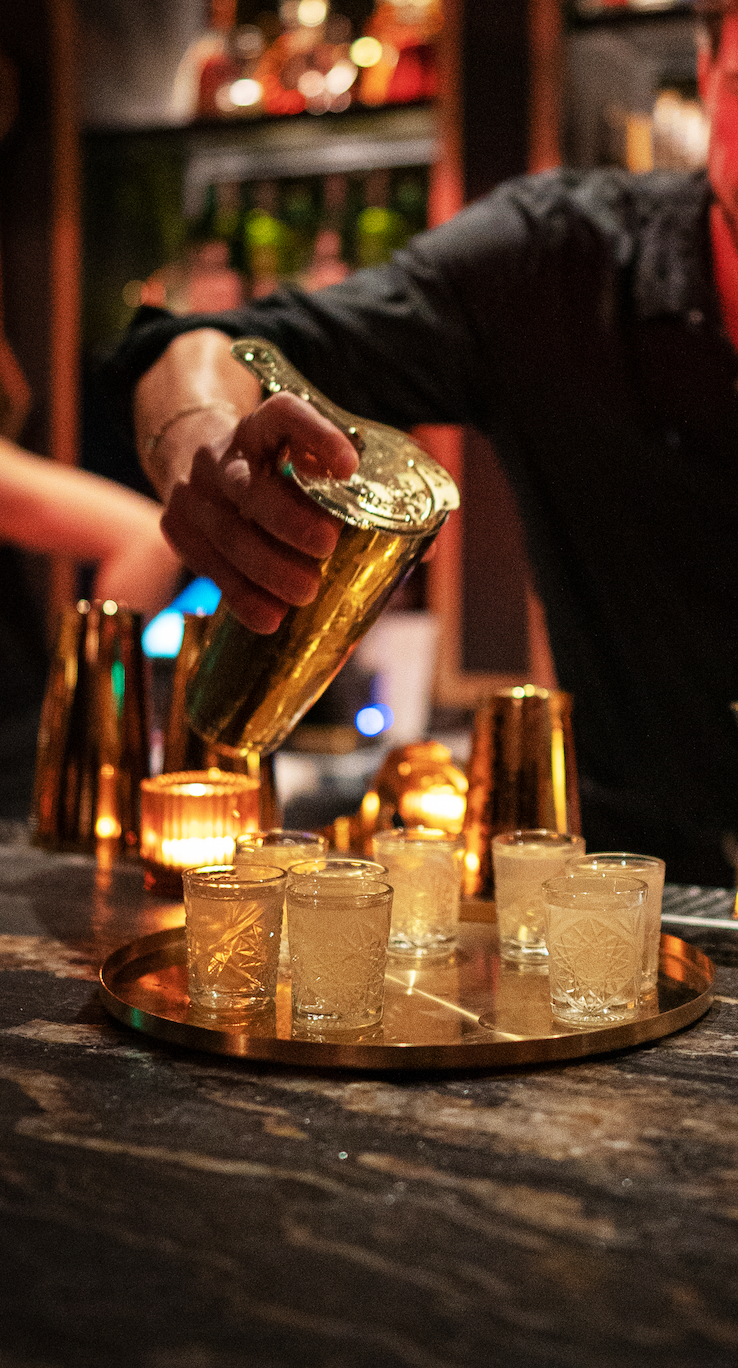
[140,769,260,895]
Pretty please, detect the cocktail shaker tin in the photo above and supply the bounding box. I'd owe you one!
[185,339,459,757]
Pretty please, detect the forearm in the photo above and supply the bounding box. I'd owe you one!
[0,438,182,618]
[0,439,155,552]
[133,329,262,500]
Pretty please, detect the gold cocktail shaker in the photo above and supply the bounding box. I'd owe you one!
[31,599,149,853]
[185,340,460,757]
[463,686,581,899]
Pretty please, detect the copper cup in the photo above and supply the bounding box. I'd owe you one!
[162,612,282,830]
[462,686,581,898]
[31,599,149,854]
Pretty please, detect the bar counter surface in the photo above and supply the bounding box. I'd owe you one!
[2,829,738,1368]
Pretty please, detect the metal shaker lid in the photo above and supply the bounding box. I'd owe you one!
[231,338,460,534]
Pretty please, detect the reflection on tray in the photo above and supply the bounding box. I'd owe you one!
[98,924,715,1070]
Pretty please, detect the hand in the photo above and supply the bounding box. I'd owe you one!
[161,391,359,633]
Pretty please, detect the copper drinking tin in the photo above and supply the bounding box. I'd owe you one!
[99,923,714,1072]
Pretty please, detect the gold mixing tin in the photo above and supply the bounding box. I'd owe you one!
[99,925,714,1071]
[184,339,459,757]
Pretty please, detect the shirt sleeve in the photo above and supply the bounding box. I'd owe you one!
[99,171,566,437]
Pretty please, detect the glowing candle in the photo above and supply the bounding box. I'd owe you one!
[140,769,260,895]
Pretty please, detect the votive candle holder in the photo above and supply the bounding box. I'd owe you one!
[140,769,260,895]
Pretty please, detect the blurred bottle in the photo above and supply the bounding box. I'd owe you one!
[355,170,411,268]
[243,182,291,296]
[298,173,352,289]
[168,0,238,122]
[197,0,243,117]
[169,0,271,121]
[338,173,367,270]
[389,166,429,238]
[140,180,248,314]
[278,177,322,276]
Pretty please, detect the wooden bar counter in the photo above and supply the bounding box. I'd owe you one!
[1,831,737,1368]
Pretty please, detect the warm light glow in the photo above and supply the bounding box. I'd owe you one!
[350,36,383,68]
[161,836,236,866]
[551,725,567,833]
[464,850,480,874]
[102,600,118,615]
[361,790,381,821]
[95,762,122,840]
[297,69,326,98]
[325,60,357,95]
[403,789,467,830]
[140,770,260,874]
[95,815,122,839]
[229,78,263,107]
[297,0,327,26]
[333,816,353,851]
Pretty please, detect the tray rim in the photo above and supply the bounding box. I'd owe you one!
[98,926,715,1072]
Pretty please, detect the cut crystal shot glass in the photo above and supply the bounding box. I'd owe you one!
[286,868,392,1032]
[182,863,287,1021]
[542,873,647,1027]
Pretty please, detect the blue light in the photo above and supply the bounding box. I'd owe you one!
[141,578,221,659]
[170,576,221,615]
[142,609,185,659]
[355,704,394,737]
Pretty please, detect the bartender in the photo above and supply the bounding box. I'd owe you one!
[103,1,738,886]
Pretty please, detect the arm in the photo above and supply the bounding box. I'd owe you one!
[0,437,182,621]
[133,328,360,633]
[123,190,522,632]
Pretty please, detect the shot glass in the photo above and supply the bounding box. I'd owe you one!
[287,857,388,881]
[235,831,329,967]
[492,829,586,963]
[565,852,665,1000]
[542,873,648,1027]
[234,829,328,872]
[371,828,464,959]
[286,867,393,1031]
[182,864,287,1019]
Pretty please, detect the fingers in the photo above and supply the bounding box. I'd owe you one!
[161,392,358,633]
[218,454,343,560]
[162,492,299,635]
[173,479,323,604]
[191,430,344,562]
[163,454,331,632]
[228,391,360,482]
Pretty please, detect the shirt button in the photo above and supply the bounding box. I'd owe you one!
[687,309,704,328]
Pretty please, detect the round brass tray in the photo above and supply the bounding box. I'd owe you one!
[98,923,715,1072]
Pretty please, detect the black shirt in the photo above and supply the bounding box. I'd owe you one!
[105,167,738,884]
